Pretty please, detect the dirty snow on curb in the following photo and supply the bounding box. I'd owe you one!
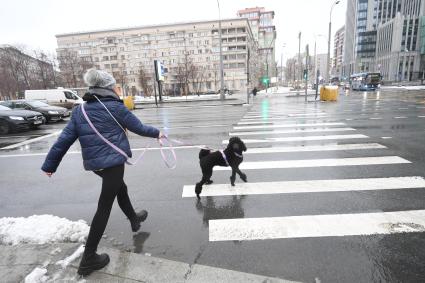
[24,267,48,283]
[0,215,89,245]
[56,244,85,269]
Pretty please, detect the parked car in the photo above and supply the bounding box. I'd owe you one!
[204,90,217,95]
[25,88,83,109]
[0,105,45,134]
[0,100,69,123]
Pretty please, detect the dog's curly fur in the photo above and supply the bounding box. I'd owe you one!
[195,137,247,199]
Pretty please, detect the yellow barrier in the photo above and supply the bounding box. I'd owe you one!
[320,86,339,101]
[123,96,135,110]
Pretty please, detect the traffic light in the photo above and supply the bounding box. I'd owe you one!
[262,76,270,85]
[303,69,308,80]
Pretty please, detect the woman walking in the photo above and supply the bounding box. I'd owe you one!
[42,69,163,276]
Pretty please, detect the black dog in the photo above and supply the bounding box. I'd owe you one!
[195,137,247,199]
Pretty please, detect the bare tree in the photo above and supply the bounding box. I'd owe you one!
[189,65,207,95]
[138,67,153,97]
[173,55,195,96]
[57,49,93,88]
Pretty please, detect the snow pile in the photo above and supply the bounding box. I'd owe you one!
[0,215,89,245]
[24,267,48,283]
[56,244,84,269]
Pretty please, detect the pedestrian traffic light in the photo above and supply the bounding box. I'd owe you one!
[262,76,270,85]
[303,69,308,80]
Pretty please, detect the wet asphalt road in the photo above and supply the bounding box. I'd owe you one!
[1,89,425,282]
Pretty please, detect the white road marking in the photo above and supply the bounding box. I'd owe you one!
[209,210,425,241]
[0,135,41,139]
[394,116,407,119]
[214,156,410,171]
[287,113,327,117]
[164,124,230,130]
[245,143,386,154]
[182,176,425,198]
[0,145,204,158]
[345,119,353,121]
[234,122,345,130]
[243,113,327,119]
[382,137,393,139]
[237,119,334,125]
[0,131,62,150]
[418,116,425,118]
[370,117,382,120]
[229,128,356,136]
[223,134,369,144]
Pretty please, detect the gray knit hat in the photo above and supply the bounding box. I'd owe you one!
[84,68,116,89]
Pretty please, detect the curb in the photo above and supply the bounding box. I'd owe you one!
[1,243,298,282]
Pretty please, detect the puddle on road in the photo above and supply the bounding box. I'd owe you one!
[380,222,425,233]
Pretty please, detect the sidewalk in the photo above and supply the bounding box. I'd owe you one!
[1,243,295,282]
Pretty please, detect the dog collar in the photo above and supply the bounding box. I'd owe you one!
[220,150,229,166]
[234,152,243,158]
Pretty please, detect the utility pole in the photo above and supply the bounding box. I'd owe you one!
[305,44,309,102]
[281,53,283,87]
[298,32,301,94]
[217,0,225,100]
[327,1,340,83]
[246,49,250,104]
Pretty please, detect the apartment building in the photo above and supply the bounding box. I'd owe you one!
[56,18,259,96]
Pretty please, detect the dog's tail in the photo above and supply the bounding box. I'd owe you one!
[199,148,211,160]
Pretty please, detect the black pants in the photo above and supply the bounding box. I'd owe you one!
[84,164,136,253]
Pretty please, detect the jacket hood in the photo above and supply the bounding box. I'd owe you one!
[82,87,120,102]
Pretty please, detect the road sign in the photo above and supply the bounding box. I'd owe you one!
[154,60,165,81]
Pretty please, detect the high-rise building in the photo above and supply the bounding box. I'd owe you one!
[343,0,357,76]
[344,0,425,81]
[56,18,259,95]
[333,26,345,77]
[237,7,277,78]
[375,0,424,81]
[343,0,378,75]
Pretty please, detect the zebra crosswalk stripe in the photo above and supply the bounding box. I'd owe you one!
[234,122,345,130]
[229,127,356,136]
[214,156,410,171]
[222,134,369,144]
[245,143,386,154]
[209,210,425,241]
[182,176,425,198]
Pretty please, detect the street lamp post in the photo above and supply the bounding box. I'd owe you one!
[217,0,225,100]
[314,34,326,99]
[326,0,340,83]
[264,38,276,93]
[281,44,286,88]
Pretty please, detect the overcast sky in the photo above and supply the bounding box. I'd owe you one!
[0,0,346,63]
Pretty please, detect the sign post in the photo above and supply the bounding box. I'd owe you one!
[154,60,166,102]
[305,44,309,102]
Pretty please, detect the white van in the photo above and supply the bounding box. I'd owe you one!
[25,88,83,109]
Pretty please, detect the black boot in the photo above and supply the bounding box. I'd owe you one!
[195,183,203,199]
[130,210,148,232]
[77,251,110,276]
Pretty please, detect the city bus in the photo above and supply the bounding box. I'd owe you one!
[350,72,382,91]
